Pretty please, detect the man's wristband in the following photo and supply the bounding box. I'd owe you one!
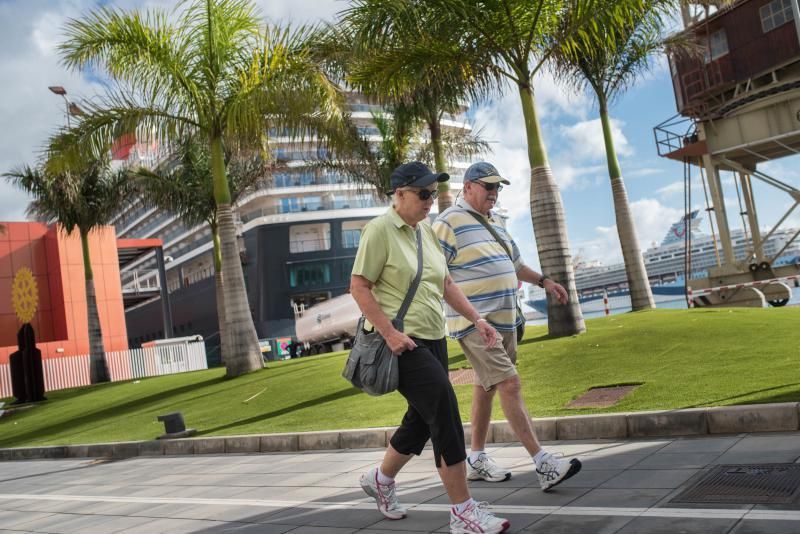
[475,318,488,326]
[537,275,550,288]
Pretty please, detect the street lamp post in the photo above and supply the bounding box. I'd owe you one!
[48,86,83,128]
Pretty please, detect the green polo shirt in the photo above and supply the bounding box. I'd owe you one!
[351,207,447,340]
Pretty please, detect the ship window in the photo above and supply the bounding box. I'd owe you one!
[274,172,294,187]
[342,220,368,248]
[761,0,794,33]
[288,261,332,288]
[339,258,356,282]
[281,197,301,213]
[342,229,361,248]
[289,223,331,253]
[703,30,729,62]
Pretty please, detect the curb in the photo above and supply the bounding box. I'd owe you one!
[2,402,798,461]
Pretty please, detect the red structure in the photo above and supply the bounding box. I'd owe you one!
[669,0,800,119]
[0,222,128,364]
[654,0,800,309]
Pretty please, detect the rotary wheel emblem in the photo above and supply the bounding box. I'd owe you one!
[12,267,38,323]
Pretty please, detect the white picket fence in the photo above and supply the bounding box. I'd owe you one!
[0,343,207,399]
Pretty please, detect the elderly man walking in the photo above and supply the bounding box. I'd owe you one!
[432,161,582,491]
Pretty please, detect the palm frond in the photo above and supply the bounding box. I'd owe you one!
[60,5,202,115]
[46,87,199,168]
[5,155,134,236]
[413,126,492,167]
[548,0,682,107]
[129,135,277,229]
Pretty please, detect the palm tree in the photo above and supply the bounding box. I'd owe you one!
[360,0,623,336]
[548,1,678,311]
[6,158,132,384]
[57,0,344,377]
[130,138,273,366]
[319,103,489,199]
[326,5,496,211]
[313,105,416,197]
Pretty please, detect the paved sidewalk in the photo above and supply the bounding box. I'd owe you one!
[1,432,799,533]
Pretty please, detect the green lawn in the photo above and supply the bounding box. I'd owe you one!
[2,308,799,448]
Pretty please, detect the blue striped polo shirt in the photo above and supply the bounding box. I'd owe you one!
[432,198,524,339]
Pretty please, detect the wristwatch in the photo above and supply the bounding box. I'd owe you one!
[537,275,550,288]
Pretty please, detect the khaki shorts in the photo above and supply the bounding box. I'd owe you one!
[458,329,518,391]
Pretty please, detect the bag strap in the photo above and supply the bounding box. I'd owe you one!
[467,210,524,324]
[394,227,424,322]
[468,210,512,260]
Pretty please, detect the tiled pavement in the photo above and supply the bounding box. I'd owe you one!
[1,432,800,533]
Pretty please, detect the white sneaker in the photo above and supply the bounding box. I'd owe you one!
[450,501,510,534]
[536,453,582,491]
[467,452,511,482]
[360,467,407,520]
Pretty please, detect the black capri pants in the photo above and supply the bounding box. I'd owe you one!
[389,337,466,468]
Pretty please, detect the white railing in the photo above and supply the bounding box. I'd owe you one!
[0,343,207,399]
[167,266,216,292]
[121,269,161,294]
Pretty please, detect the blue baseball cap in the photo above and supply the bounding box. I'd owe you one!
[464,162,510,184]
[390,161,449,193]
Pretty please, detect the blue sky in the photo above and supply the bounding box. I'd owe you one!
[1,0,798,271]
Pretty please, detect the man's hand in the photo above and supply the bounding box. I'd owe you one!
[545,279,569,305]
[384,328,417,355]
[475,319,499,349]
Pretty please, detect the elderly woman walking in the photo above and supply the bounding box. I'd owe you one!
[350,161,510,534]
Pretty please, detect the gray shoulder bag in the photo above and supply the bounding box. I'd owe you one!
[467,211,526,343]
[342,228,423,396]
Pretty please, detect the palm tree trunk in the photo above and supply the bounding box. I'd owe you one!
[429,117,454,212]
[211,223,228,366]
[518,85,585,337]
[599,102,654,311]
[81,230,109,383]
[210,135,263,377]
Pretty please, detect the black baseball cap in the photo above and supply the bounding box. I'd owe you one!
[464,161,510,185]
[389,161,449,193]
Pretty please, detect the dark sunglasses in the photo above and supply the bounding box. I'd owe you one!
[403,188,438,201]
[475,181,503,192]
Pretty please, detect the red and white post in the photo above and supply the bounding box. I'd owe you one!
[603,289,610,316]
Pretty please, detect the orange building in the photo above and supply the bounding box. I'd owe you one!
[0,222,128,364]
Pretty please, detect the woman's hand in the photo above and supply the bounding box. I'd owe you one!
[475,319,499,349]
[384,328,418,355]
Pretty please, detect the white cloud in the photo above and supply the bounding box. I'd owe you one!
[531,72,591,122]
[254,0,340,23]
[630,198,685,249]
[0,0,341,222]
[656,181,685,197]
[0,0,106,221]
[625,167,664,178]
[559,118,633,162]
[570,198,685,265]
[760,158,800,182]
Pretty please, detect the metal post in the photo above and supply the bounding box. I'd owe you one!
[155,247,174,338]
[740,173,763,263]
[700,153,735,266]
[792,0,800,49]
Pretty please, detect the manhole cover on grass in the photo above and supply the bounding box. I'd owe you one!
[449,369,476,385]
[566,384,640,408]
[671,464,800,505]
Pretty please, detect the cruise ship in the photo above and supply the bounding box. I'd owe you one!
[526,211,800,314]
[112,92,473,363]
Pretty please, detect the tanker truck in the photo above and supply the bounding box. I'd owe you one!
[293,293,361,355]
